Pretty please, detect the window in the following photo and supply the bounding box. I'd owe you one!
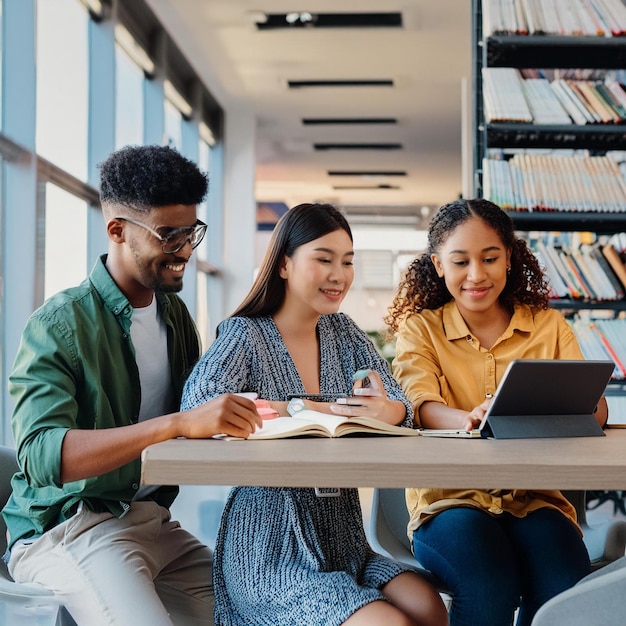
[43,183,88,299]
[195,138,212,348]
[0,154,4,420]
[0,0,3,130]
[36,0,88,181]
[115,43,145,148]
[164,99,182,149]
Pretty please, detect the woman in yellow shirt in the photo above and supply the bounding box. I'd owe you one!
[386,198,607,626]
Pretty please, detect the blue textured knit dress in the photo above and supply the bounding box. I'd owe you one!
[181,314,416,626]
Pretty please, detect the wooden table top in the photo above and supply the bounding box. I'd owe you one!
[141,427,626,490]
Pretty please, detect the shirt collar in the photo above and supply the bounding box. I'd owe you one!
[90,254,170,319]
[90,254,132,319]
[442,300,535,341]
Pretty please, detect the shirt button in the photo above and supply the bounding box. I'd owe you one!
[487,354,493,359]
[486,393,493,398]
[132,483,139,490]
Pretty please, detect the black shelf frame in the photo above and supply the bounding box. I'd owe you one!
[486,123,626,150]
[486,35,626,69]
[509,211,626,234]
[550,299,626,312]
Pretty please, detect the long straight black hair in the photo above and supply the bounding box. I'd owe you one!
[231,203,353,318]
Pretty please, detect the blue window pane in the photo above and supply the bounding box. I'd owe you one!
[36,0,88,181]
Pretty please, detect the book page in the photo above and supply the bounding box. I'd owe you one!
[295,410,419,437]
[218,410,420,440]
[248,415,334,439]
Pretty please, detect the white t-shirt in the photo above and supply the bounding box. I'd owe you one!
[130,297,176,422]
[130,297,175,500]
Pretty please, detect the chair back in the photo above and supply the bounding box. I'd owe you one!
[0,445,77,625]
[0,446,19,579]
[563,490,626,570]
[370,488,413,563]
[369,488,449,592]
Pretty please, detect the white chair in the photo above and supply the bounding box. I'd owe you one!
[368,488,451,598]
[0,444,74,625]
[531,556,626,626]
[561,490,626,571]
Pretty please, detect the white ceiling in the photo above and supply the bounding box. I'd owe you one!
[145,1,473,220]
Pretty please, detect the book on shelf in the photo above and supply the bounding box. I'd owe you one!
[601,244,626,290]
[606,80,626,117]
[577,81,619,123]
[550,80,589,125]
[590,322,626,378]
[571,247,606,299]
[568,318,624,380]
[522,77,573,124]
[482,68,533,123]
[484,153,626,212]
[560,246,594,299]
[534,240,571,298]
[217,410,421,440]
[482,0,626,36]
[533,237,626,302]
[585,244,626,300]
[596,82,626,120]
[483,66,626,125]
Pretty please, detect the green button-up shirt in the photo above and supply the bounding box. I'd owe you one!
[3,255,201,549]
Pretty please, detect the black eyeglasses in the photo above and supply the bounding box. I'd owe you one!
[116,217,207,254]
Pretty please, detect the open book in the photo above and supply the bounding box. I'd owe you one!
[219,409,420,440]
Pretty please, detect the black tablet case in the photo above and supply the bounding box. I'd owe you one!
[480,360,614,439]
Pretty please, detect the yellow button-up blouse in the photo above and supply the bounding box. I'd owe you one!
[393,302,583,535]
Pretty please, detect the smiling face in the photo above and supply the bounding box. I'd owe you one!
[279,228,354,318]
[430,216,511,320]
[108,203,199,306]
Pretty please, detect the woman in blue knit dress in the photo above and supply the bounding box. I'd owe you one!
[181,203,447,626]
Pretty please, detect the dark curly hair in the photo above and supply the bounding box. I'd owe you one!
[385,198,550,334]
[98,144,208,213]
[232,203,352,318]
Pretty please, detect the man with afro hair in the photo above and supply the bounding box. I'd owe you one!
[3,144,262,625]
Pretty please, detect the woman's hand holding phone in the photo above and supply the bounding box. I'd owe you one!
[329,369,391,419]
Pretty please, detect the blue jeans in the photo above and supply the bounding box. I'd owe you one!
[413,507,590,626]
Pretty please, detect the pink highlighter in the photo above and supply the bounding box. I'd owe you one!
[254,399,280,419]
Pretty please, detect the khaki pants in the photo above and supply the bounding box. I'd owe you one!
[9,501,213,626]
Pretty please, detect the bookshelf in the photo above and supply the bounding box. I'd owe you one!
[472,1,626,200]
[472,0,626,409]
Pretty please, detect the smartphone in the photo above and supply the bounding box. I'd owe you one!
[334,397,364,406]
[287,394,348,402]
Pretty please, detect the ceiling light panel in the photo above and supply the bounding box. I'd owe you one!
[328,171,407,176]
[288,79,394,88]
[254,12,403,30]
[303,118,398,125]
[314,143,403,150]
[332,185,401,190]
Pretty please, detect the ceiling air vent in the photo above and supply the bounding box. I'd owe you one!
[314,143,402,151]
[254,12,403,30]
[303,118,398,125]
[328,171,407,176]
[288,79,394,88]
[332,185,401,190]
